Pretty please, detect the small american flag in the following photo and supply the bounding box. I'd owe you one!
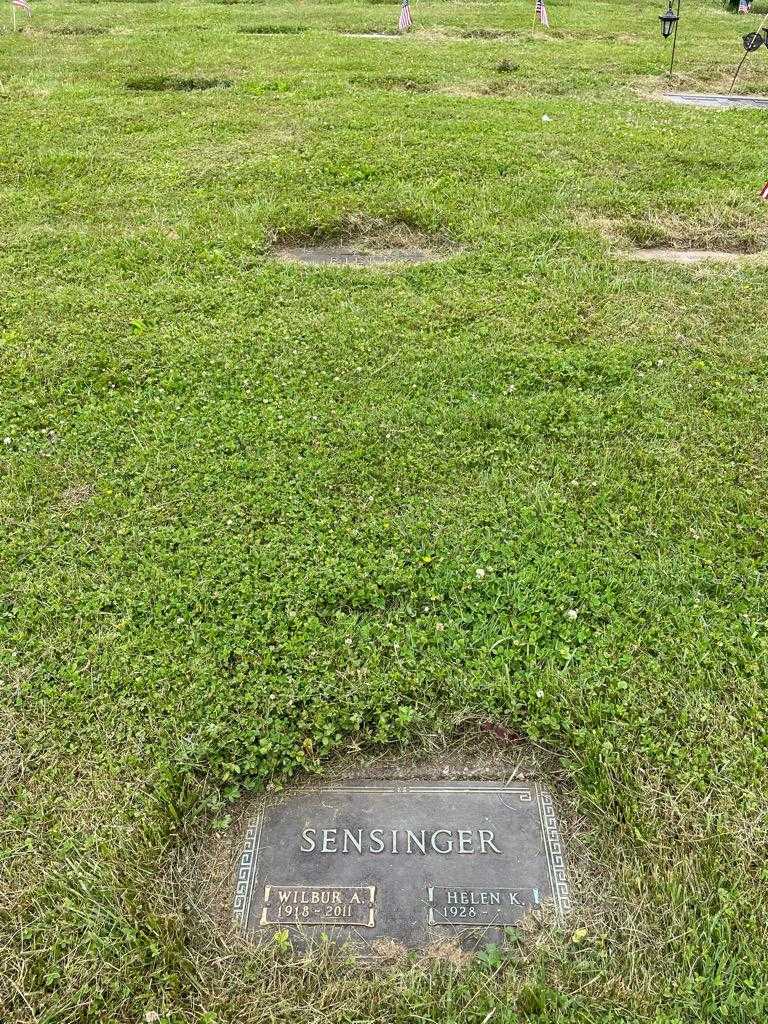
[535,0,550,28]
[397,0,412,33]
[760,181,768,200]
[11,0,32,11]
[738,0,750,12]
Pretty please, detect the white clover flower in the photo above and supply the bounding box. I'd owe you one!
[566,608,578,620]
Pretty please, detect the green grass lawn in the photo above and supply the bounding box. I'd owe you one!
[2,0,768,1020]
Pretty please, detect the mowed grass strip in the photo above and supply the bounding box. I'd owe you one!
[1,0,767,1021]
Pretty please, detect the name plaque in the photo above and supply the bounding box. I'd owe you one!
[260,885,376,927]
[234,781,570,950]
[427,885,542,926]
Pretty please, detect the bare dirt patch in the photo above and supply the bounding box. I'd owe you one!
[272,218,459,268]
[126,76,232,92]
[59,484,94,509]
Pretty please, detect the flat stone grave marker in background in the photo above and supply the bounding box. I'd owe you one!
[662,92,768,109]
[234,781,570,950]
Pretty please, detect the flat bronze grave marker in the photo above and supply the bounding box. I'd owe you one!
[234,781,570,950]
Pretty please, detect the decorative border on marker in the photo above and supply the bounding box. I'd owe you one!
[232,797,265,928]
[535,784,572,919]
[326,785,533,800]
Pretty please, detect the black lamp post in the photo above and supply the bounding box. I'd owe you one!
[730,23,768,92]
[660,0,682,79]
